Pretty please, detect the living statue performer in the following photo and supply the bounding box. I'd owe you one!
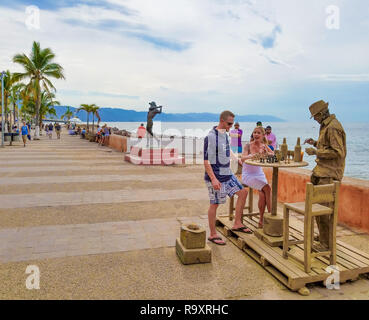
[304,100,346,248]
[146,101,162,146]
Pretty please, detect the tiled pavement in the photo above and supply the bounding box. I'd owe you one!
[0,217,209,263]
[0,133,209,262]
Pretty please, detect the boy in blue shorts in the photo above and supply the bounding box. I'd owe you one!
[204,111,252,246]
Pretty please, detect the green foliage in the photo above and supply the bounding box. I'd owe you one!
[12,41,65,129]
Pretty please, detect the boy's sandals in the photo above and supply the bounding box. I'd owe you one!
[231,226,253,234]
[208,237,226,246]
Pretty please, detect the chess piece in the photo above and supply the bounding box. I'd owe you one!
[281,138,288,161]
[294,137,302,162]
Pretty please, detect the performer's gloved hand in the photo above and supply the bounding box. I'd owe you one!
[305,147,316,155]
[304,138,315,145]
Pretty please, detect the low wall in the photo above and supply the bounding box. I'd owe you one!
[262,167,369,233]
[107,134,128,153]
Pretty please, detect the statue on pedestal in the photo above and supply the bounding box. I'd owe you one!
[146,101,162,147]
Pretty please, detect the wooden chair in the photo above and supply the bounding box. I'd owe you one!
[228,163,256,221]
[282,181,340,273]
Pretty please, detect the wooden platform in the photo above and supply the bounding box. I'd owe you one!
[216,215,369,293]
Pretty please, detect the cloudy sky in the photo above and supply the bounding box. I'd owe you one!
[0,0,368,121]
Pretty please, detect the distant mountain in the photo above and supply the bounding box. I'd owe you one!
[51,106,285,122]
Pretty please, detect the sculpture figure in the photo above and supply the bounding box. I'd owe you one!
[146,101,162,146]
[304,100,346,248]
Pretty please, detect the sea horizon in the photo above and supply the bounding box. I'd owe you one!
[103,121,369,181]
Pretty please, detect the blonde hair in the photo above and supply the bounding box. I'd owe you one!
[252,127,268,145]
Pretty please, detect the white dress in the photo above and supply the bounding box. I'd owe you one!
[242,162,268,191]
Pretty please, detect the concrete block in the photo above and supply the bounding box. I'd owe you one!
[176,238,211,265]
[180,223,206,249]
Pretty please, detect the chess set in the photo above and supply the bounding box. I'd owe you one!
[249,138,303,164]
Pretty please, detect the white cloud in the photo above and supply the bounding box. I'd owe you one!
[0,0,368,119]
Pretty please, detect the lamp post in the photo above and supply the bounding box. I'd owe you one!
[1,71,7,148]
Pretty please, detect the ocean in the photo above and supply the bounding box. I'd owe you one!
[105,121,369,181]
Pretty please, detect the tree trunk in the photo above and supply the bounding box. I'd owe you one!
[87,112,89,133]
[92,114,95,134]
[34,79,41,139]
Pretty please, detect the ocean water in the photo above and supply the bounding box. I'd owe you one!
[105,121,369,181]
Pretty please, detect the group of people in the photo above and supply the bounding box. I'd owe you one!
[204,100,346,248]
[43,122,62,139]
[95,124,111,146]
[230,121,277,153]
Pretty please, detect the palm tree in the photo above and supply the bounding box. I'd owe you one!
[77,104,95,133]
[90,105,100,134]
[0,70,17,133]
[13,41,65,139]
[39,91,60,127]
[62,106,74,122]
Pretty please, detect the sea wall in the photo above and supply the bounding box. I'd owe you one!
[263,167,369,233]
[107,134,128,153]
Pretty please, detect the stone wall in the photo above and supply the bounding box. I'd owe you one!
[263,167,369,233]
[107,134,128,153]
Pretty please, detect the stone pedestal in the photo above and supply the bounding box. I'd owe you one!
[176,223,211,265]
[180,224,206,249]
[176,238,211,265]
[263,213,284,237]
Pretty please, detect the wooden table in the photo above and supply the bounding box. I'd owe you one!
[244,159,308,238]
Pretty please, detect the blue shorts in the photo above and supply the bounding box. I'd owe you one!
[205,174,243,205]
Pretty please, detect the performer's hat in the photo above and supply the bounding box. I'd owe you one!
[309,100,329,118]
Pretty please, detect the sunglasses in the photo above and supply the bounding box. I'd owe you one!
[226,122,234,126]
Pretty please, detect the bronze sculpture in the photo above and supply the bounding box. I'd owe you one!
[304,100,346,247]
[146,101,162,146]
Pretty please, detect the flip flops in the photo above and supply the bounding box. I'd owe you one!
[208,237,226,246]
[231,226,253,234]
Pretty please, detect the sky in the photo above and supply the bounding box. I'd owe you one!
[0,0,368,121]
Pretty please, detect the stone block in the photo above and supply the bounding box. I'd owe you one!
[176,238,211,265]
[180,223,206,249]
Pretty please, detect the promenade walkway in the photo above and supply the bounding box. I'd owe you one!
[1,131,369,299]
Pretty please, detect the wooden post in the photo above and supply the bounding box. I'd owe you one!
[304,183,313,273]
[271,167,279,216]
[248,187,253,213]
[283,206,289,258]
[229,196,234,221]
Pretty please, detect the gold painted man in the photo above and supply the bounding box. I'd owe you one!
[304,100,346,247]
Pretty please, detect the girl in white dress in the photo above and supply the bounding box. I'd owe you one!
[241,127,274,228]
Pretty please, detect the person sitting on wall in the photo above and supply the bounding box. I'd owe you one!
[137,123,146,139]
[81,128,86,139]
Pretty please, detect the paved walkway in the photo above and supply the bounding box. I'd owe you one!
[1,131,369,300]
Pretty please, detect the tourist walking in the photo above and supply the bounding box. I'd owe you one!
[241,126,274,228]
[21,121,29,147]
[265,125,277,151]
[48,122,54,139]
[304,100,346,248]
[55,123,61,139]
[204,110,252,246]
[230,122,243,154]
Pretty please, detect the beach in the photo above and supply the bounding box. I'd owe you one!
[1,130,369,299]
